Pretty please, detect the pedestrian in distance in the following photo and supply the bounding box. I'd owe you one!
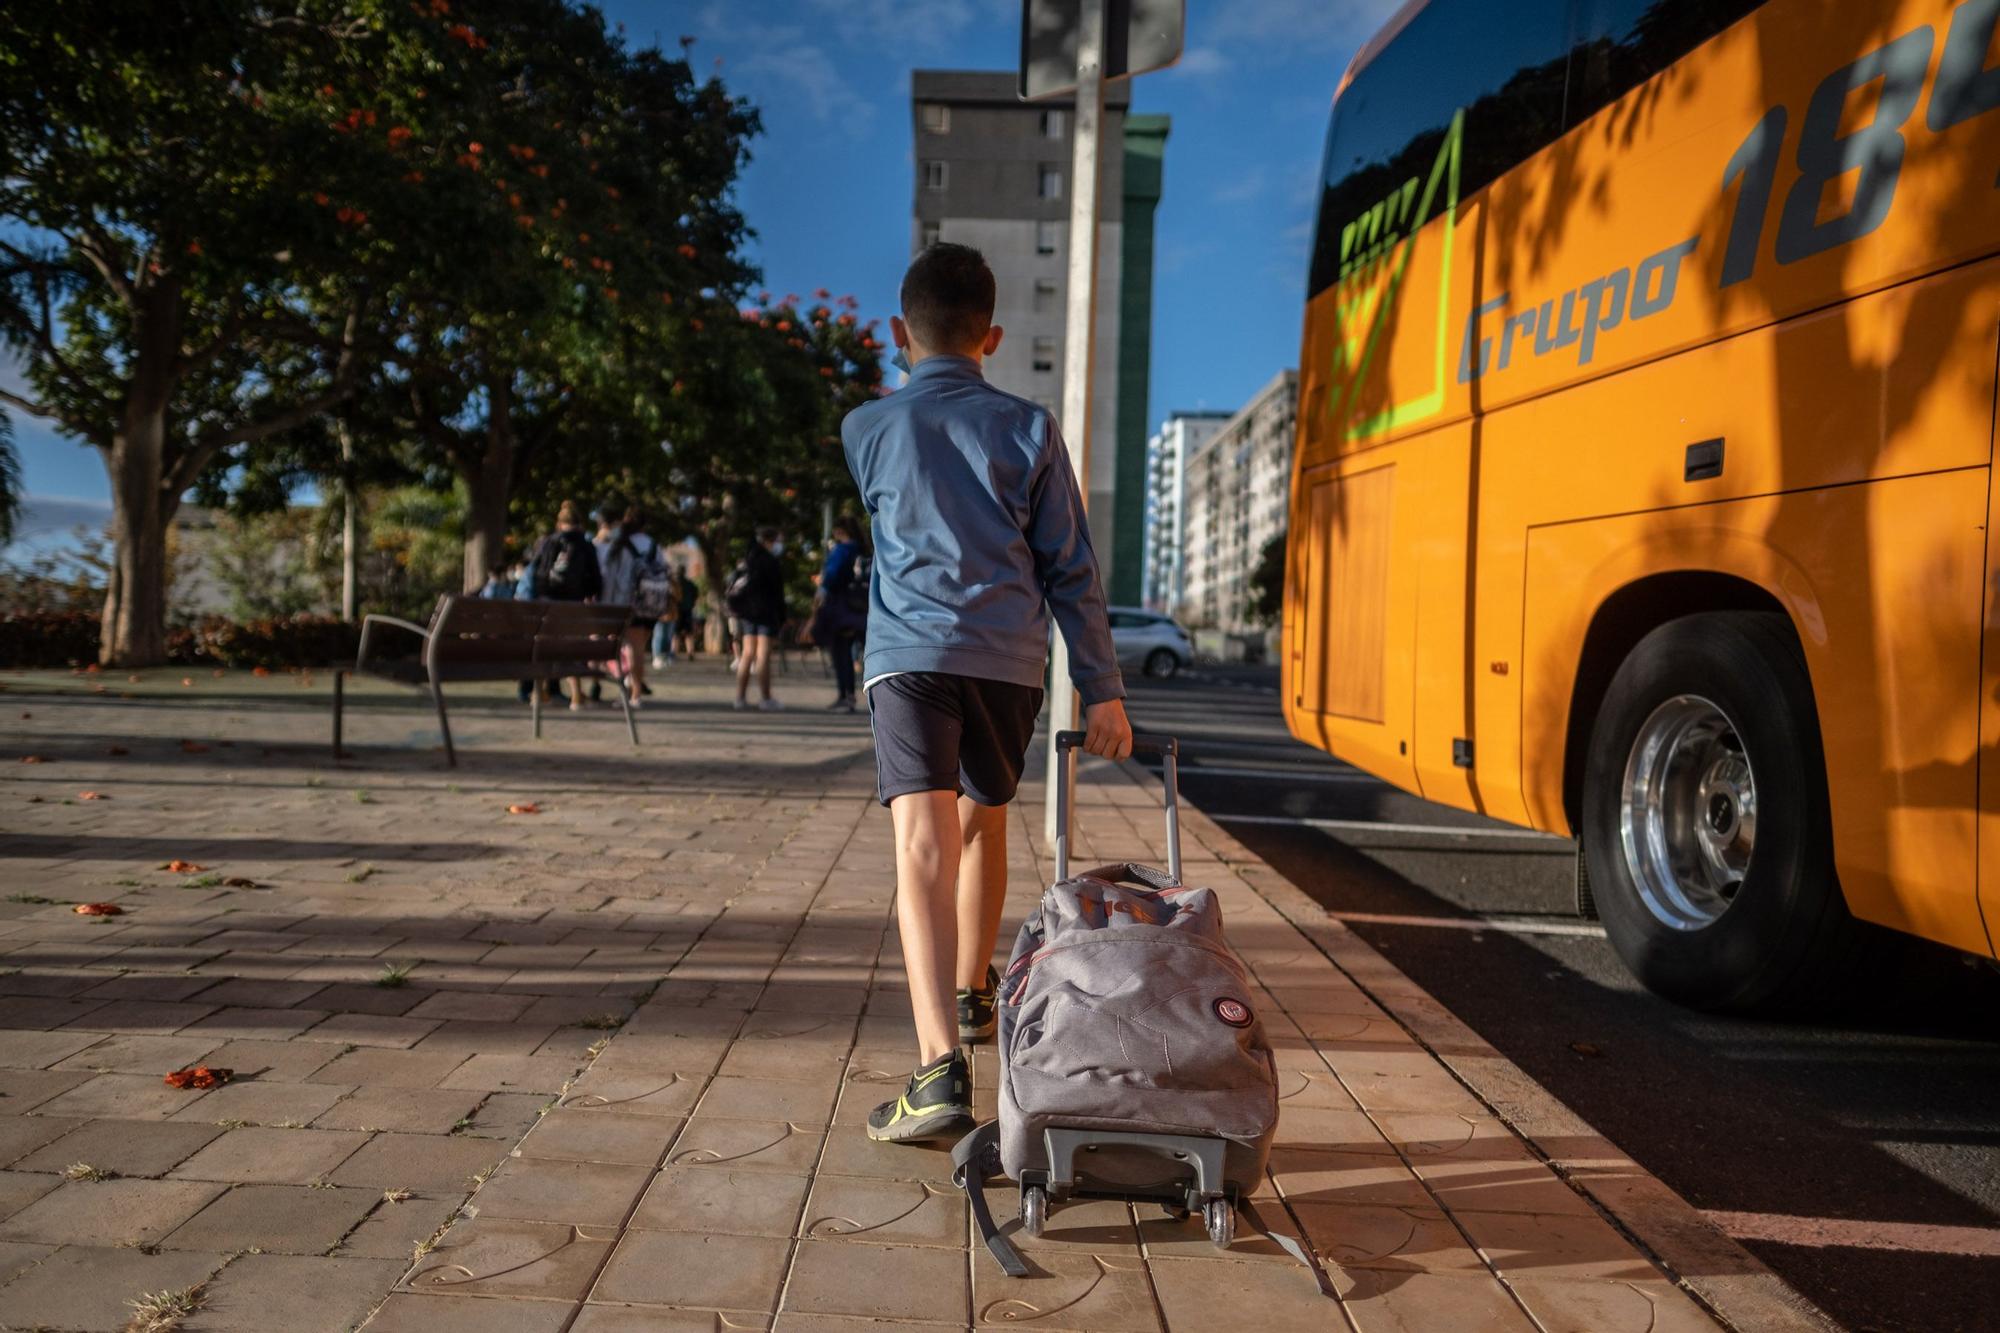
[594,500,667,708]
[811,515,869,713]
[725,527,787,712]
[841,242,1131,1144]
[527,499,602,711]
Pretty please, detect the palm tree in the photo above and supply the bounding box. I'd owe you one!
[0,411,21,549]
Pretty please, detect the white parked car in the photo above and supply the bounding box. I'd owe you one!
[1108,607,1194,678]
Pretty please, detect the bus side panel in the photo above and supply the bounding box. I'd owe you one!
[1408,425,1488,814]
[1286,458,1418,794]
[1521,471,1990,958]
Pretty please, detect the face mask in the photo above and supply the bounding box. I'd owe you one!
[890,346,912,374]
[771,540,785,555]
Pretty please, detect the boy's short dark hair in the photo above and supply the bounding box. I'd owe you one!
[900,243,995,351]
[755,525,780,545]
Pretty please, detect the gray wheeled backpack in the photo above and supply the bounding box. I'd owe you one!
[952,731,1328,1291]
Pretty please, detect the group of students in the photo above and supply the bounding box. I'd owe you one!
[481,498,698,711]
[481,498,871,716]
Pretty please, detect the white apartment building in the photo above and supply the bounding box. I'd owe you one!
[1140,410,1229,612]
[1179,370,1298,633]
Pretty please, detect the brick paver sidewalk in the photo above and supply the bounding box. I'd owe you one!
[0,663,1781,1330]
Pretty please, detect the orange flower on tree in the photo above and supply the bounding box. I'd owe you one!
[676,243,697,259]
[387,125,413,148]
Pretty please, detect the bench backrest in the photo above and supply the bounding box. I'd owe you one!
[429,596,630,672]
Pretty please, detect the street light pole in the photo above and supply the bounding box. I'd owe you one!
[1044,0,1106,845]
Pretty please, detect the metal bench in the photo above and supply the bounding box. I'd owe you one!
[333,595,636,766]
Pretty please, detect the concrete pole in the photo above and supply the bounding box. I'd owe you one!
[1044,0,1107,846]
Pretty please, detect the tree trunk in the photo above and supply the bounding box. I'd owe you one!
[99,405,173,667]
[460,384,516,593]
[338,416,358,622]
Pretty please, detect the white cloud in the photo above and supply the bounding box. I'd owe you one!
[1170,46,1231,78]
[737,41,877,125]
[1203,0,1404,50]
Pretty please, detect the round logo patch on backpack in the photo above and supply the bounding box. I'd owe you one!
[1213,997,1253,1028]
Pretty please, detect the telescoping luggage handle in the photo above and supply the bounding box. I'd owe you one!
[1052,729,1180,885]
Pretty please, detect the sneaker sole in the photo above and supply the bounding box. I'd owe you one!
[958,1016,996,1042]
[866,1106,974,1143]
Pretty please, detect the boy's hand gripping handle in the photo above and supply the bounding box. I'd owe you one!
[1052,730,1180,885]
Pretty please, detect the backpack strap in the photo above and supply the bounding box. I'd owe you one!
[1238,1195,1338,1298]
[951,1121,1028,1277]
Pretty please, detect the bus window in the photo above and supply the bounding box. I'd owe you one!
[1564,0,1772,131]
[1308,0,1570,298]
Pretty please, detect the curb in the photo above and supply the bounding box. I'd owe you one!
[1139,766,1840,1333]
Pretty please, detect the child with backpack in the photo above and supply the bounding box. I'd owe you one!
[528,500,603,711]
[840,243,1131,1144]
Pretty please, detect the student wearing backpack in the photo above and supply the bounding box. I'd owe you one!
[842,244,1130,1143]
[725,527,786,712]
[594,501,671,708]
[810,515,869,714]
[529,500,603,711]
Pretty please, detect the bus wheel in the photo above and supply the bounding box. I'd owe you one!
[1582,611,1849,1012]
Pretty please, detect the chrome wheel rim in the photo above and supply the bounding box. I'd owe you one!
[1619,694,1756,931]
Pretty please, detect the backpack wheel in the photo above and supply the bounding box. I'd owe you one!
[1204,1199,1234,1249]
[1021,1185,1048,1238]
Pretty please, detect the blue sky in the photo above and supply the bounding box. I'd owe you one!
[9,0,1396,546]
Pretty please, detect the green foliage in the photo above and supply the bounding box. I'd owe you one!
[0,609,358,668]
[1249,533,1287,627]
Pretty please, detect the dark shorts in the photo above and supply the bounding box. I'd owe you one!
[737,621,777,638]
[868,672,1044,808]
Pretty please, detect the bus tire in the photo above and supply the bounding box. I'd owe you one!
[1581,610,1853,1012]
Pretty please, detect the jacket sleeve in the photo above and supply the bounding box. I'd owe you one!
[1024,413,1125,705]
[579,536,603,600]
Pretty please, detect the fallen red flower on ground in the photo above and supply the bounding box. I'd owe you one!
[162,860,207,873]
[77,791,108,800]
[73,902,122,915]
[163,1066,231,1089]
[506,802,541,815]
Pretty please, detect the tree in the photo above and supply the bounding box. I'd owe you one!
[0,412,19,548]
[1249,531,1286,627]
[0,4,395,664]
[637,290,885,620]
[375,16,759,591]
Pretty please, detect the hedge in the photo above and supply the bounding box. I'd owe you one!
[0,611,361,670]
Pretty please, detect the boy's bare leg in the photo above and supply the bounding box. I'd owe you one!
[956,796,1008,989]
[890,789,963,1064]
[755,636,774,701]
[733,639,753,703]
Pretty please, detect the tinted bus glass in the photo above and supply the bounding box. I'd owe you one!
[1308,0,1569,297]
[1564,0,1771,130]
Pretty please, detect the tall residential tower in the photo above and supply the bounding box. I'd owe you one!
[910,71,1165,603]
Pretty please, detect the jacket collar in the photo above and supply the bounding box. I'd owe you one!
[906,353,983,383]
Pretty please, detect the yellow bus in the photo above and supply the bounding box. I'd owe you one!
[1285,0,2000,1009]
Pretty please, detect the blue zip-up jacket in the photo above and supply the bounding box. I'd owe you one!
[841,354,1124,704]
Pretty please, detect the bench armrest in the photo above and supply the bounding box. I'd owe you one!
[356,614,433,670]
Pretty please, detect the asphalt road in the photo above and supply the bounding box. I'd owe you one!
[1124,663,2000,1333]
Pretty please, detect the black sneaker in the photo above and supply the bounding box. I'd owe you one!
[865,1050,973,1143]
[958,965,999,1043]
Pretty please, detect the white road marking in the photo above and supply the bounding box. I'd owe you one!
[1325,909,1607,939]
[1215,812,1566,841]
[1704,1209,2000,1258]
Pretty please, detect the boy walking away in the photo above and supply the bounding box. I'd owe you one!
[842,243,1132,1143]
